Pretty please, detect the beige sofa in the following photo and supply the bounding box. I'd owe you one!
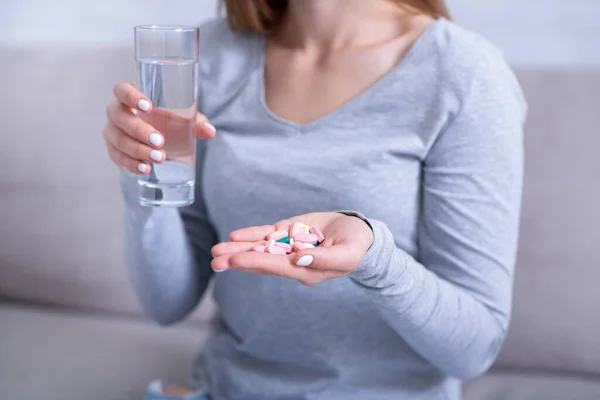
[1,47,599,400]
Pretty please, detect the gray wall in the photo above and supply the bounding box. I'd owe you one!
[1,0,598,67]
[447,0,599,67]
[0,0,218,46]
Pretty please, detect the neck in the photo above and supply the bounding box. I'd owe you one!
[278,0,412,51]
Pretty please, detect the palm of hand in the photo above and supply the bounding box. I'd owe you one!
[211,212,374,286]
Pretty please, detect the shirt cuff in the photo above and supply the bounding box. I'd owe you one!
[338,211,408,289]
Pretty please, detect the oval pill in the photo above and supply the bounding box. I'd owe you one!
[268,245,287,255]
[274,242,293,252]
[276,237,291,244]
[293,233,318,243]
[294,242,315,251]
[290,222,309,237]
[267,230,288,241]
[253,246,266,253]
[266,239,276,248]
[310,226,325,243]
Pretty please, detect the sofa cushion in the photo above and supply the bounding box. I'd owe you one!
[0,303,212,400]
[0,47,139,314]
[0,47,216,323]
[464,369,600,400]
[495,71,600,377]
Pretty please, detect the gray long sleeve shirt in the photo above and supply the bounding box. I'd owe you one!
[121,18,527,400]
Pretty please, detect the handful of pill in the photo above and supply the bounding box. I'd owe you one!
[253,222,325,254]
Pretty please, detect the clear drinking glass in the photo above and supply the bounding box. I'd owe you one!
[134,25,199,207]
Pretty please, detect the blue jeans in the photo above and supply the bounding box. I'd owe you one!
[142,391,209,400]
[141,380,210,400]
[142,394,209,400]
[142,395,209,400]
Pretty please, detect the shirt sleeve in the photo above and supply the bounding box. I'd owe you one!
[121,140,217,325]
[348,60,527,380]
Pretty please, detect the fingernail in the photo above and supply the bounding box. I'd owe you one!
[296,255,314,267]
[137,99,151,111]
[150,150,163,162]
[148,133,163,147]
[137,163,148,173]
[204,122,217,133]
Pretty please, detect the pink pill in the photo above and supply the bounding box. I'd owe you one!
[267,230,288,241]
[294,242,315,251]
[253,246,266,253]
[268,245,287,255]
[290,222,309,237]
[294,233,318,243]
[274,242,293,253]
[310,226,325,243]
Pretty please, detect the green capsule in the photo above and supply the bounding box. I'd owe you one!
[276,237,291,244]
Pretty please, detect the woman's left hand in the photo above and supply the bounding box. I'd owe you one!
[211,212,374,286]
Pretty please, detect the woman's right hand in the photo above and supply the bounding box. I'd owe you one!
[102,81,217,175]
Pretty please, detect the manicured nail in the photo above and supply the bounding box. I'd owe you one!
[137,99,151,111]
[137,163,148,173]
[204,122,217,133]
[150,150,163,162]
[296,255,314,267]
[148,133,163,147]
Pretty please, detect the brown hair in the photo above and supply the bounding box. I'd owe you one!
[222,0,450,33]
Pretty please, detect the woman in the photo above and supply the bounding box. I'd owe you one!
[103,0,526,398]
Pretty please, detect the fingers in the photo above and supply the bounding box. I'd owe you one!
[214,239,359,272]
[105,81,217,178]
[211,251,345,286]
[113,81,152,112]
[211,241,263,257]
[112,81,216,144]
[293,244,361,272]
[229,225,276,242]
[228,251,294,271]
[108,100,215,144]
[214,214,363,284]
[106,102,164,146]
[105,140,151,175]
[194,113,217,140]
[113,80,217,138]
[102,123,165,164]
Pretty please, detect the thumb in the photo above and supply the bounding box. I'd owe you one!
[294,243,360,272]
[194,113,217,139]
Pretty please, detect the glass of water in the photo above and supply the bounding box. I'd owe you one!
[134,25,199,207]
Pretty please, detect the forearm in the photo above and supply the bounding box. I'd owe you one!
[350,218,508,380]
[121,173,208,325]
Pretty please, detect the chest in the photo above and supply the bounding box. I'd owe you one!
[264,42,411,125]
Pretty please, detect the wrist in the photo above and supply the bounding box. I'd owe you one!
[337,211,374,250]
